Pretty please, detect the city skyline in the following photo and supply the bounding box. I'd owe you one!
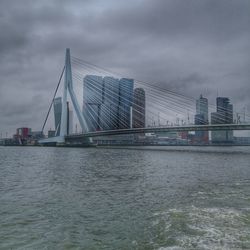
[1,2,250,249]
[0,0,249,135]
[1,91,242,140]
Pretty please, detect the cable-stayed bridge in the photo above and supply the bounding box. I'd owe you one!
[39,49,250,145]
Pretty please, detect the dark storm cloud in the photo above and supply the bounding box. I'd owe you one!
[0,0,249,135]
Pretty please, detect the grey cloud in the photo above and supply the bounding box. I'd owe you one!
[97,0,250,41]
[0,0,249,135]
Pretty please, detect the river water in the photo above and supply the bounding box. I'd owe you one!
[0,146,249,249]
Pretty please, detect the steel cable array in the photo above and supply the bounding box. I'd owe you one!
[42,55,250,134]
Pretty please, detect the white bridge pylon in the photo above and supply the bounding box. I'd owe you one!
[59,48,89,142]
[39,48,90,144]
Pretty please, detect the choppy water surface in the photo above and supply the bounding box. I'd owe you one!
[0,146,249,249]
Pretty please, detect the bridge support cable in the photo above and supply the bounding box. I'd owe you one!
[72,58,196,110]
[39,50,250,145]
[71,56,250,124]
[73,76,182,128]
[71,60,201,124]
[72,56,250,120]
[73,72,194,127]
[72,72,151,128]
[72,56,197,104]
[73,74,133,129]
[72,66,195,126]
[72,72,143,124]
[41,65,65,133]
[72,66,172,124]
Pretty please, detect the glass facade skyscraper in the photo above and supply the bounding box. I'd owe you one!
[118,78,134,129]
[101,76,120,130]
[195,95,209,143]
[211,97,234,143]
[132,88,146,128]
[83,75,103,131]
[196,95,208,123]
[216,97,233,123]
[83,75,134,131]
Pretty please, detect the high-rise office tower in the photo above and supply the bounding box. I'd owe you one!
[83,75,103,131]
[100,76,120,130]
[118,78,134,129]
[211,97,234,143]
[54,97,62,136]
[83,75,135,131]
[216,97,233,123]
[132,88,146,128]
[195,94,209,143]
[196,94,208,123]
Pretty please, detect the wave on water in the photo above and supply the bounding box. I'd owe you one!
[152,206,250,250]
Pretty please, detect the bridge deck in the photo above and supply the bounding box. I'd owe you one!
[66,124,250,140]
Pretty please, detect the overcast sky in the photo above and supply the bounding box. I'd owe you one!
[0,0,249,136]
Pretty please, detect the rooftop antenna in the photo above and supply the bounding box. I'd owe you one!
[204,88,208,96]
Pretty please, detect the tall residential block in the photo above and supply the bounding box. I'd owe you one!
[101,76,120,130]
[83,75,103,131]
[132,88,146,128]
[211,97,234,143]
[194,94,209,143]
[196,94,208,123]
[118,78,134,129]
[83,75,134,131]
